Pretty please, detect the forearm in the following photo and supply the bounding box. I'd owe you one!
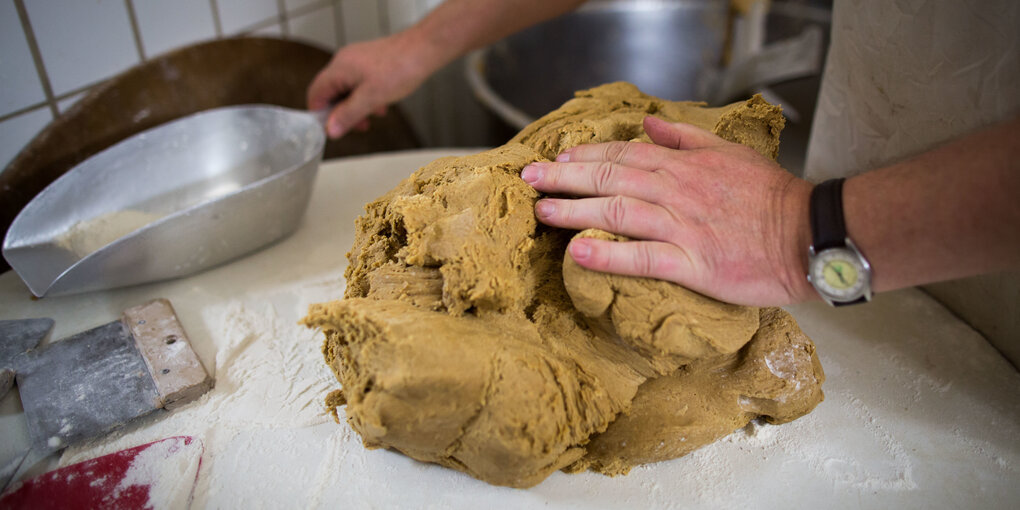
[401,0,588,72]
[840,117,1020,293]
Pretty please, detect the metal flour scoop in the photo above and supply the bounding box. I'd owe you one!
[2,105,325,297]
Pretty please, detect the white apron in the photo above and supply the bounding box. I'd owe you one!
[804,0,1020,363]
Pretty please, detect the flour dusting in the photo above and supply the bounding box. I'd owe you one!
[114,437,202,509]
[59,295,338,507]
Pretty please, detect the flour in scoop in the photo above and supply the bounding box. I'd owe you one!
[55,209,163,256]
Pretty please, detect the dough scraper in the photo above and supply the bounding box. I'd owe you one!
[0,299,212,491]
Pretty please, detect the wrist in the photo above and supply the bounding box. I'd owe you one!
[805,178,874,306]
[777,176,817,304]
[399,18,461,78]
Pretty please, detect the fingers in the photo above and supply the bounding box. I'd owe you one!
[642,116,727,151]
[535,196,678,243]
[307,63,388,138]
[555,139,676,170]
[322,87,381,138]
[521,161,665,202]
[552,119,728,168]
[568,237,695,285]
[307,66,352,111]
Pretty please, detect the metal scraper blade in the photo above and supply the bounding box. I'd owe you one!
[0,318,53,400]
[15,320,162,451]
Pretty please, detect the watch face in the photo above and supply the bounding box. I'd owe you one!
[809,247,869,301]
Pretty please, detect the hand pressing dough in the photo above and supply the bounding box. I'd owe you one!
[302,82,824,488]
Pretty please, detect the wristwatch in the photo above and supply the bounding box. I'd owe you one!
[806,178,872,306]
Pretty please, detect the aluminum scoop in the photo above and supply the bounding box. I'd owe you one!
[2,105,325,297]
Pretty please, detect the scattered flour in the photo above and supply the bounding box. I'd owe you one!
[59,294,338,507]
[51,289,1020,509]
[9,154,1015,509]
[114,437,202,509]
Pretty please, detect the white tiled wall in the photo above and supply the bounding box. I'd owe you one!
[0,0,465,174]
[339,0,383,43]
[0,107,51,172]
[133,0,218,58]
[288,4,339,49]
[26,0,141,97]
[218,0,280,34]
[0,1,45,117]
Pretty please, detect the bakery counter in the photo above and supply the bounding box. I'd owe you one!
[1,150,1017,508]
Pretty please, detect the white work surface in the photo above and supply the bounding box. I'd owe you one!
[2,149,1018,508]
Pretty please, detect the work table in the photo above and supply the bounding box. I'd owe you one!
[1,150,1018,508]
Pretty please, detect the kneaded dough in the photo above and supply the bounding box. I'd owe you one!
[302,82,823,488]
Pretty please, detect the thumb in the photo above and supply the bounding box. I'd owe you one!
[643,116,727,151]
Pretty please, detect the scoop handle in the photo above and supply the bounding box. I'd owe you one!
[310,107,330,126]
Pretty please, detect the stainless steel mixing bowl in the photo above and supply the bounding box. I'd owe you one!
[466,0,832,173]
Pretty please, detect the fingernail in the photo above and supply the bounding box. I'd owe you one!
[569,239,591,261]
[555,152,571,162]
[535,200,555,218]
[521,164,542,185]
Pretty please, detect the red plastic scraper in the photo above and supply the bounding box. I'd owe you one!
[0,436,203,509]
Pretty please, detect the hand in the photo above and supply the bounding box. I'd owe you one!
[520,116,816,307]
[307,34,435,138]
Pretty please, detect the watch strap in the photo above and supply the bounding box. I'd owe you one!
[810,178,847,252]
[836,295,868,306]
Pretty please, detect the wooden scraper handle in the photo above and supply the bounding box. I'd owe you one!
[122,299,213,410]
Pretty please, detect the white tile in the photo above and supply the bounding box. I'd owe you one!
[25,0,140,96]
[386,0,419,34]
[133,0,217,57]
[0,1,46,117]
[284,0,321,12]
[289,5,337,50]
[0,107,53,173]
[57,91,89,114]
[339,0,382,43]
[217,0,279,34]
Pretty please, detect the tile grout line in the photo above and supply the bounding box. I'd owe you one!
[238,16,286,36]
[124,0,147,61]
[54,81,105,102]
[0,103,49,124]
[333,0,347,47]
[12,0,59,120]
[378,0,391,35]
[3,0,345,126]
[276,0,290,37]
[0,77,116,123]
[240,0,338,38]
[209,0,224,38]
[286,0,336,26]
